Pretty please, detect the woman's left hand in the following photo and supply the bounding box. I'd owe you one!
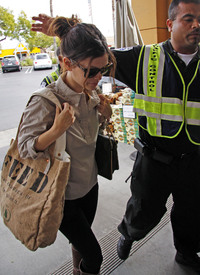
[97,94,112,119]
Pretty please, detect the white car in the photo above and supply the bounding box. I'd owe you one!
[33,53,52,70]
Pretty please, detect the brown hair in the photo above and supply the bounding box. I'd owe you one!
[49,15,116,80]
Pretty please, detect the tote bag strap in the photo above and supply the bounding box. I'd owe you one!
[32,89,68,161]
[32,89,62,109]
[15,88,68,166]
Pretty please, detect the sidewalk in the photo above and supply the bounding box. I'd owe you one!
[0,142,198,275]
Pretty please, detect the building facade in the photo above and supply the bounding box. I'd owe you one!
[131,0,171,44]
[0,43,41,60]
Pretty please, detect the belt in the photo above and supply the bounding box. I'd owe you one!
[134,138,198,165]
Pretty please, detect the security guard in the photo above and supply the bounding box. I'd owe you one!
[114,0,200,273]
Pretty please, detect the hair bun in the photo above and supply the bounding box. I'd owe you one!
[49,15,80,39]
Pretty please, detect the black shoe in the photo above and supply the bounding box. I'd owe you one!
[117,235,133,260]
[175,251,200,273]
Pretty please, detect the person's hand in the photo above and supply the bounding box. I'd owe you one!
[31,14,54,36]
[52,103,75,136]
[97,94,112,119]
[34,103,75,152]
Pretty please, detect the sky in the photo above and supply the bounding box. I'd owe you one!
[0,0,115,48]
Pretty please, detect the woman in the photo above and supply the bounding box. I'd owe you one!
[18,16,116,275]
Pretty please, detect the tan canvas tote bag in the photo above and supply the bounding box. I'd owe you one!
[0,89,70,251]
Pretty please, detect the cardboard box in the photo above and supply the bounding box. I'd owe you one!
[110,88,139,145]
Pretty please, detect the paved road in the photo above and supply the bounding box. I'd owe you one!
[0,66,57,169]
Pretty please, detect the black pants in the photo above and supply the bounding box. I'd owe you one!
[118,150,200,254]
[59,183,102,273]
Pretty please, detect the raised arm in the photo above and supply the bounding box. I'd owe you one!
[31,14,55,36]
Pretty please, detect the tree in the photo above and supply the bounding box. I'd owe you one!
[0,6,16,42]
[0,7,32,43]
[0,5,57,52]
[27,32,55,52]
[14,11,32,41]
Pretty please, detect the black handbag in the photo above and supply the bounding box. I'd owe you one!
[95,127,119,180]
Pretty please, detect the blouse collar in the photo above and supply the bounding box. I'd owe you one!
[51,74,101,110]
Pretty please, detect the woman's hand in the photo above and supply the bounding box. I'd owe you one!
[52,103,75,135]
[97,94,112,120]
[31,14,54,36]
[35,103,75,152]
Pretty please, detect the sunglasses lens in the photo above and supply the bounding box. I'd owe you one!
[88,68,100,78]
[87,63,113,78]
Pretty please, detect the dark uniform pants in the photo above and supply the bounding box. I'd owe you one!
[118,150,200,254]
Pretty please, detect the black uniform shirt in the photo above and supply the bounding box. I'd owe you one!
[113,40,200,155]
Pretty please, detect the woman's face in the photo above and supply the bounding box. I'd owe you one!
[65,53,109,93]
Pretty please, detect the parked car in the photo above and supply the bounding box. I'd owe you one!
[1,55,22,73]
[33,53,52,70]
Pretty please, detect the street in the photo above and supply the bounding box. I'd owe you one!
[0,66,57,169]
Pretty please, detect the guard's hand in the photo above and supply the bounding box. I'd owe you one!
[97,94,112,119]
[31,14,54,36]
[53,103,75,136]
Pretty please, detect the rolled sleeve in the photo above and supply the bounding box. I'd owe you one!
[18,95,55,159]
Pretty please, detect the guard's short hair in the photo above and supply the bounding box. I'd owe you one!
[168,0,200,20]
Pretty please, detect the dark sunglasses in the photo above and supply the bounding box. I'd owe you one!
[71,59,113,78]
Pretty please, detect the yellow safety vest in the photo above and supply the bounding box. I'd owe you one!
[134,44,200,145]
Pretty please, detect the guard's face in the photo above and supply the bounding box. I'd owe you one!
[167,2,200,54]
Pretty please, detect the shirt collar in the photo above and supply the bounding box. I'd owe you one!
[163,39,200,60]
[55,74,100,109]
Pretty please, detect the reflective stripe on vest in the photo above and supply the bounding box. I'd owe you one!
[51,70,59,81]
[135,44,200,143]
[45,76,51,84]
[186,101,200,125]
[168,53,200,128]
[135,44,184,136]
[44,70,59,84]
[143,44,165,97]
